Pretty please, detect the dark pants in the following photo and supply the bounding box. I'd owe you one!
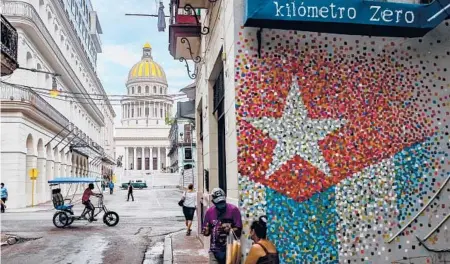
[1,198,6,212]
[127,192,134,201]
[83,200,95,220]
[110,188,113,194]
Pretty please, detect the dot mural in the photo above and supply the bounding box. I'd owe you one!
[236,22,450,263]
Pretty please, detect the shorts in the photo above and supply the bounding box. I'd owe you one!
[182,206,196,221]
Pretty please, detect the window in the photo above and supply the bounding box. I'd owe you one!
[184,148,192,160]
[145,86,149,93]
[138,86,141,93]
[160,109,163,117]
[145,107,149,116]
[160,87,162,94]
[153,86,156,93]
[214,68,227,192]
[132,87,135,94]
[184,124,192,143]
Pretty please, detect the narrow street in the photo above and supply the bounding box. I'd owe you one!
[1,188,186,264]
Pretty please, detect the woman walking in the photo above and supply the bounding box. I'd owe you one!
[245,216,279,264]
[181,184,196,236]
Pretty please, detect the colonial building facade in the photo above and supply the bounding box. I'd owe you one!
[114,43,173,177]
[1,0,115,209]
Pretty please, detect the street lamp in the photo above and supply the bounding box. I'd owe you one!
[17,66,61,97]
[50,76,60,98]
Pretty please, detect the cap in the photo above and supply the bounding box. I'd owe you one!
[211,188,226,204]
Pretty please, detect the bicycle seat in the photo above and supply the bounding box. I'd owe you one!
[55,204,73,211]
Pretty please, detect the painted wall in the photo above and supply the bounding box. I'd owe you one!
[235,19,450,264]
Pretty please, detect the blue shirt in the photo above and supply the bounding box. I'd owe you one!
[1,187,8,199]
[109,182,114,188]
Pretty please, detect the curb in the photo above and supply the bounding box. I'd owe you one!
[163,234,173,264]
[6,198,83,213]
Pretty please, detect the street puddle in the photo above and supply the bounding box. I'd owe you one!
[61,236,109,264]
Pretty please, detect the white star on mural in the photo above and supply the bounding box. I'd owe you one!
[246,78,346,178]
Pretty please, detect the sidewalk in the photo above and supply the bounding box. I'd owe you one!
[6,194,83,213]
[165,230,209,264]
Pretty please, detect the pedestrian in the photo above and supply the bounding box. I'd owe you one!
[202,188,242,264]
[81,183,102,222]
[127,181,134,201]
[1,183,8,213]
[245,216,279,264]
[109,181,114,195]
[181,183,196,236]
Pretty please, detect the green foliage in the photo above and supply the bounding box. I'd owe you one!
[165,115,175,125]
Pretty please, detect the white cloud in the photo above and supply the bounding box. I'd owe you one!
[98,44,140,68]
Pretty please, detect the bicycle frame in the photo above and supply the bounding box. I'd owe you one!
[80,196,111,219]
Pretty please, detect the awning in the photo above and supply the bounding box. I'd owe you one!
[48,177,101,184]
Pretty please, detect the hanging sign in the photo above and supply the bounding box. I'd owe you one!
[244,0,450,37]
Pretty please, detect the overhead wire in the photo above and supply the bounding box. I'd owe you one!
[1,81,187,103]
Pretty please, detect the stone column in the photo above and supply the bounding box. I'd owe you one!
[124,147,128,170]
[141,147,145,170]
[37,156,46,204]
[150,147,153,170]
[133,147,137,170]
[158,147,161,171]
[54,159,61,179]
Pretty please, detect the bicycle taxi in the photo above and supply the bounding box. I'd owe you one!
[48,177,119,228]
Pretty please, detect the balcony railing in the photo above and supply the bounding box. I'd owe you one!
[0,82,70,128]
[1,14,19,76]
[2,1,105,122]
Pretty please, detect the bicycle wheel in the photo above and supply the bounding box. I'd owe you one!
[53,211,69,228]
[64,210,75,226]
[103,211,119,227]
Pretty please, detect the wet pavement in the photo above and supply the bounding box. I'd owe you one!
[1,188,186,264]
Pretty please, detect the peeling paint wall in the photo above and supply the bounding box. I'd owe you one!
[235,17,450,264]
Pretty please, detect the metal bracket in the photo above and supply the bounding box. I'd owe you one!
[45,123,72,149]
[181,37,201,63]
[179,57,198,79]
[184,4,209,35]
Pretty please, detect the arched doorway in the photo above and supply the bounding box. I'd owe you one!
[25,134,37,206]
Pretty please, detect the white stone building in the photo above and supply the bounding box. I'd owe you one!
[114,43,173,180]
[0,0,115,209]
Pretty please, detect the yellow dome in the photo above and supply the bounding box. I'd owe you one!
[127,42,167,83]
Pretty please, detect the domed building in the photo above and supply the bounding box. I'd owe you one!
[114,43,173,173]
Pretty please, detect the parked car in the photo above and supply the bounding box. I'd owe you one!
[121,179,148,189]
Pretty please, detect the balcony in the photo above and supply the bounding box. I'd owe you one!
[0,82,70,128]
[1,15,19,76]
[2,1,105,124]
[169,9,202,62]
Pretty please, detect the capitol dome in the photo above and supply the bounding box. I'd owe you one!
[127,42,167,85]
[121,42,173,127]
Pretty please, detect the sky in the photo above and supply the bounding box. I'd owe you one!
[93,0,192,122]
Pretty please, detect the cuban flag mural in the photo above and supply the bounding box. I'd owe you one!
[235,24,450,263]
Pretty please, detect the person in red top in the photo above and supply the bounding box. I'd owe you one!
[82,183,102,221]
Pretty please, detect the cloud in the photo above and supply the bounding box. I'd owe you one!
[99,44,140,68]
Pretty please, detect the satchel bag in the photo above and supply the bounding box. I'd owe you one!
[178,192,186,207]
